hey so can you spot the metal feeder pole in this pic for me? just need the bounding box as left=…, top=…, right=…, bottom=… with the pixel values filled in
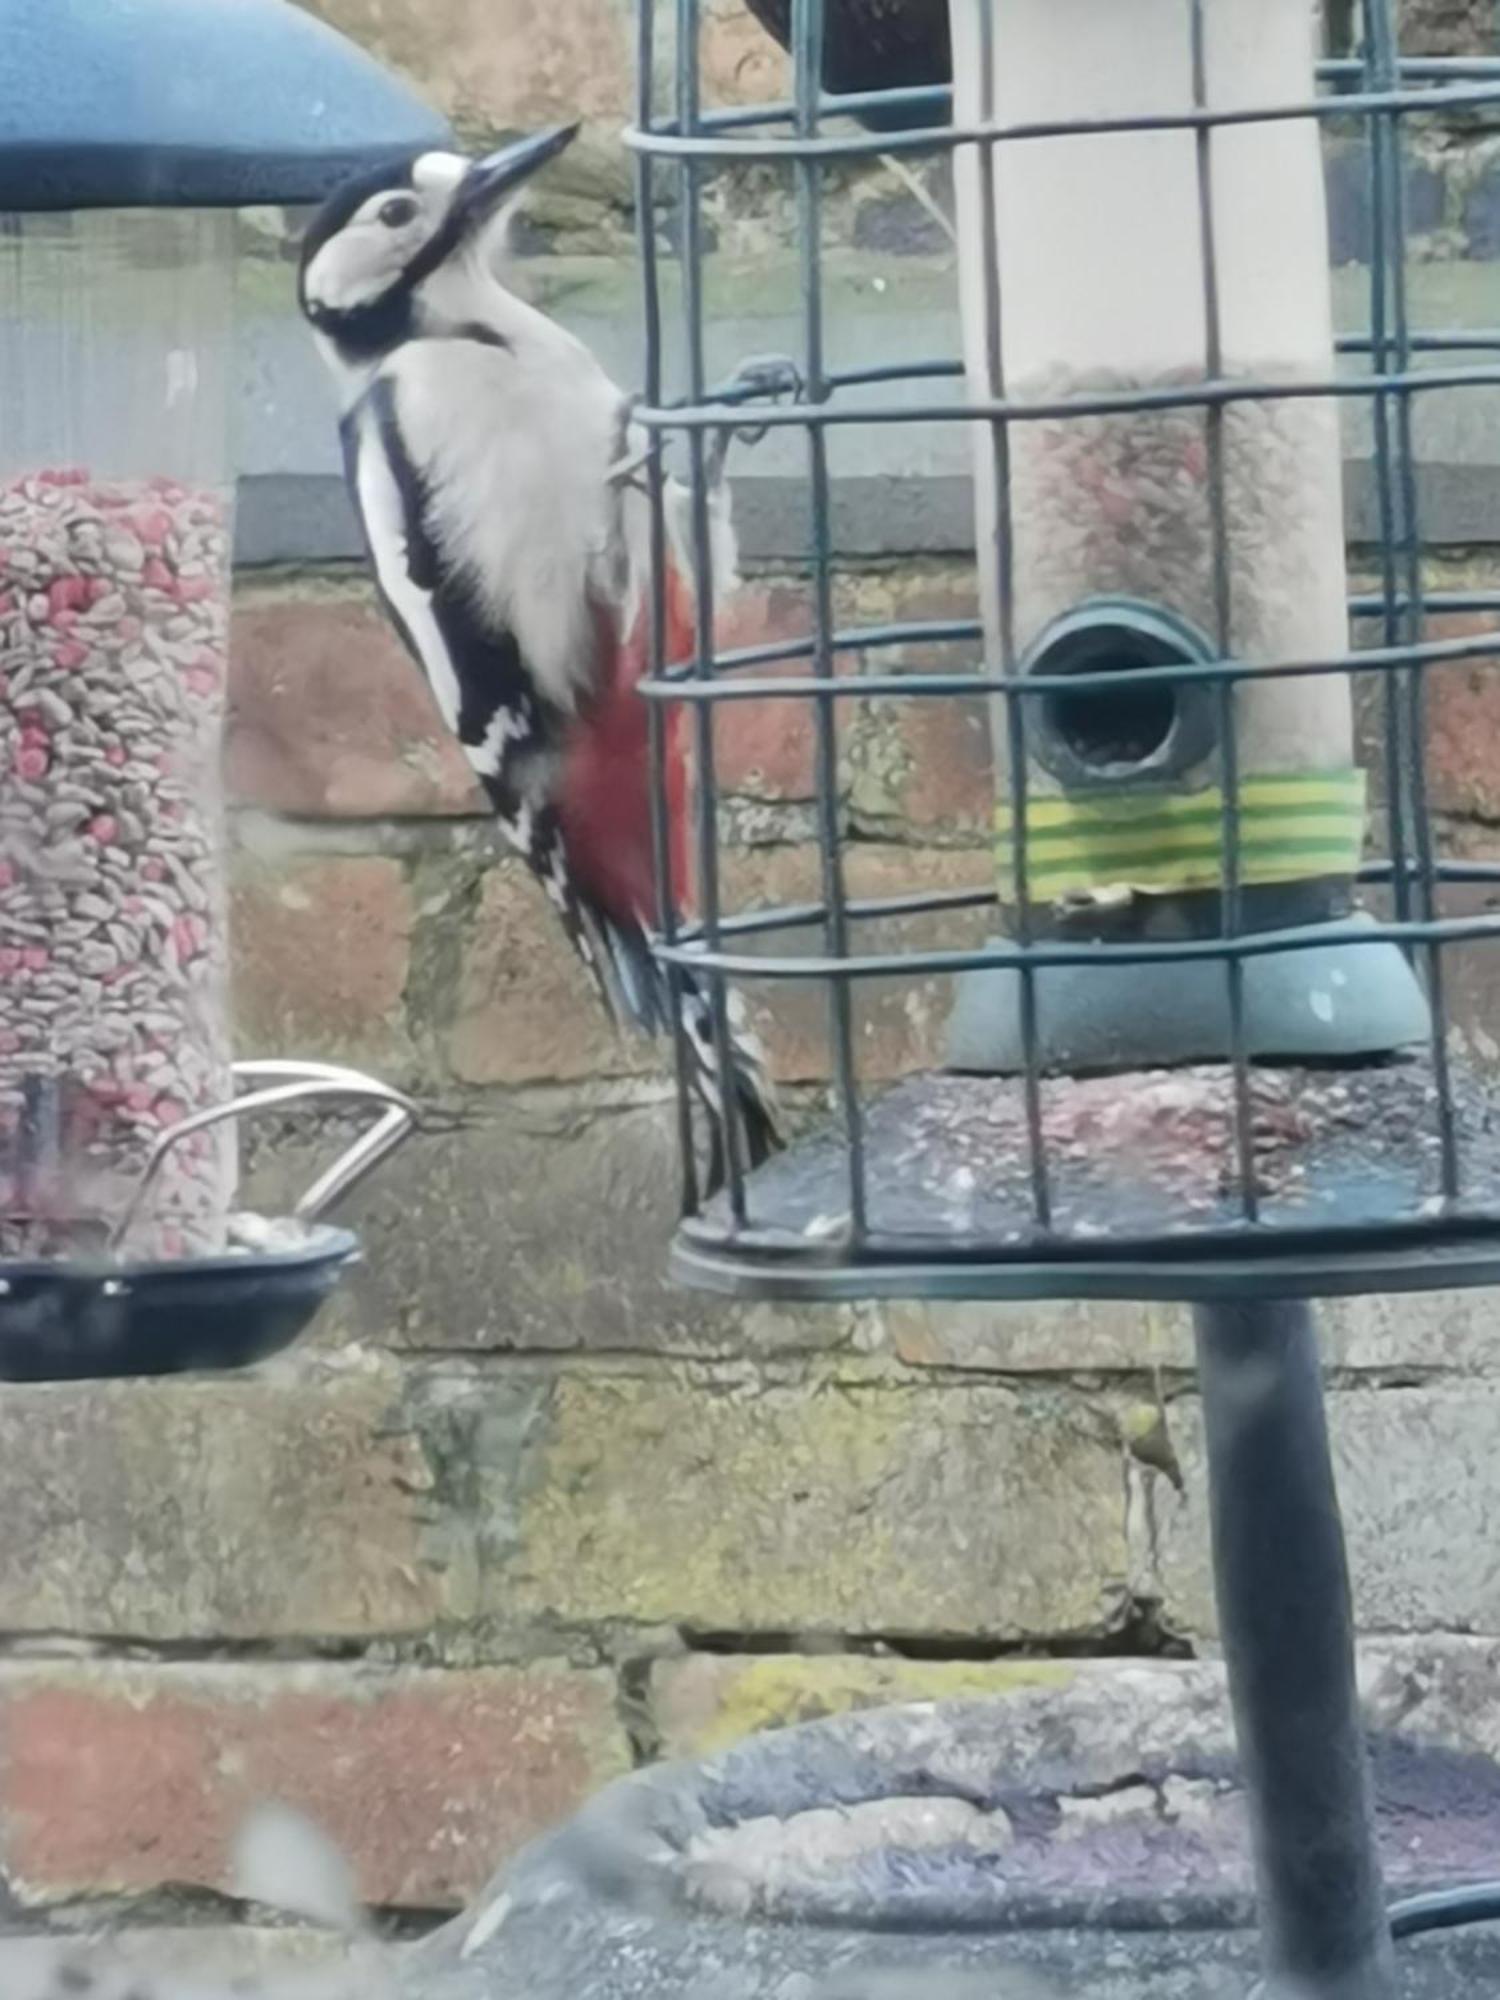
left=1196, top=1296, right=1396, bottom=2000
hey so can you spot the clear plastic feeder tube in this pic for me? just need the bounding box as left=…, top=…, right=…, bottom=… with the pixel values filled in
left=0, top=209, right=236, bottom=1260
left=950, top=0, right=1356, bottom=903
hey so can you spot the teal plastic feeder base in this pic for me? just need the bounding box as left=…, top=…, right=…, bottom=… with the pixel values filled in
left=944, top=913, right=1432, bottom=1076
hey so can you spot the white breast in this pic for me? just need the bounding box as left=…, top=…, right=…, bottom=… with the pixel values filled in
left=386, top=266, right=629, bottom=711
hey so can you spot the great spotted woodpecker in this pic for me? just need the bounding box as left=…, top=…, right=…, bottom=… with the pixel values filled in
left=297, top=128, right=779, bottom=1191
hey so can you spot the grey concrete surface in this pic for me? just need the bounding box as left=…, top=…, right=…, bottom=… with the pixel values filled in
left=230, top=256, right=1500, bottom=566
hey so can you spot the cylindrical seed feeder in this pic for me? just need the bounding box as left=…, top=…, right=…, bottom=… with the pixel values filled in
left=0, top=219, right=238, bottom=1261
left=945, top=0, right=1429, bottom=1075
left=0, top=0, right=445, bottom=1372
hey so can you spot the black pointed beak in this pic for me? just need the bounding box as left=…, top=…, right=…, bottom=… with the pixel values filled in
left=452, top=123, right=580, bottom=233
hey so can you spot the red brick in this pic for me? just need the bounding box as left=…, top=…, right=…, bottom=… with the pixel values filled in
left=721, top=843, right=994, bottom=1083
left=1416, top=870, right=1500, bottom=1070
left=853, top=568, right=991, bottom=834
left=229, top=591, right=484, bottom=819
left=907, top=694, right=994, bottom=832
left=1420, top=614, right=1500, bottom=821
left=231, top=855, right=414, bottom=1062
left=443, top=844, right=992, bottom=1089
left=228, top=579, right=836, bottom=820
left=850, top=693, right=994, bottom=835
left=445, top=861, right=655, bottom=1084
left=0, top=1661, right=629, bottom=1910
left=711, top=579, right=826, bottom=803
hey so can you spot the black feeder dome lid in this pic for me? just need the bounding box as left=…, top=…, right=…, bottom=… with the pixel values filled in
left=0, top=0, right=452, bottom=211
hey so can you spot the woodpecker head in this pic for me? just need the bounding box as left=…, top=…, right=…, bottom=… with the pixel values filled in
left=298, top=124, right=579, bottom=358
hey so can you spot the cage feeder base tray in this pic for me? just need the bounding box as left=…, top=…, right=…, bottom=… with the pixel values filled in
left=404, top=1672, right=1500, bottom=1998
left=676, top=1055, right=1500, bottom=1304
left=0, top=1219, right=360, bottom=1382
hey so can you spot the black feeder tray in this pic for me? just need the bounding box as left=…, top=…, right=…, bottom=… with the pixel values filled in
left=674, top=1047, right=1500, bottom=1305
left=0, top=1060, right=417, bottom=1383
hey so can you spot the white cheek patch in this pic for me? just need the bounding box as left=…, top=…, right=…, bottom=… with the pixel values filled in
left=305, top=227, right=404, bottom=312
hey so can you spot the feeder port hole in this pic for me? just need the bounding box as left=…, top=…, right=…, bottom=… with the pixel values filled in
left=1025, top=598, right=1218, bottom=788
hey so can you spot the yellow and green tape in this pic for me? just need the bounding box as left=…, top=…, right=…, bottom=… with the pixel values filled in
left=995, top=768, right=1368, bottom=901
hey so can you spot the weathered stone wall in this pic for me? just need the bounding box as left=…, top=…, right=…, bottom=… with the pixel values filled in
left=285, top=0, right=1500, bottom=264
left=1401, top=0, right=1497, bottom=53
left=4, top=0, right=1500, bottom=1940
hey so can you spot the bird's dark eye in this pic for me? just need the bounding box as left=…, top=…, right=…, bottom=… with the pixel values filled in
left=378, top=195, right=420, bottom=229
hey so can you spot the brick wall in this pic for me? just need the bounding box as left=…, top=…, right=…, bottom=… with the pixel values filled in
left=4, top=0, right=1500, bottom=1938
left=5, top=544, right=1497, bottom=1925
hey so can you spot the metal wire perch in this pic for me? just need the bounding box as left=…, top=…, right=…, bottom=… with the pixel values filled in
left=0, top=1060, right=421, bottom=1382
